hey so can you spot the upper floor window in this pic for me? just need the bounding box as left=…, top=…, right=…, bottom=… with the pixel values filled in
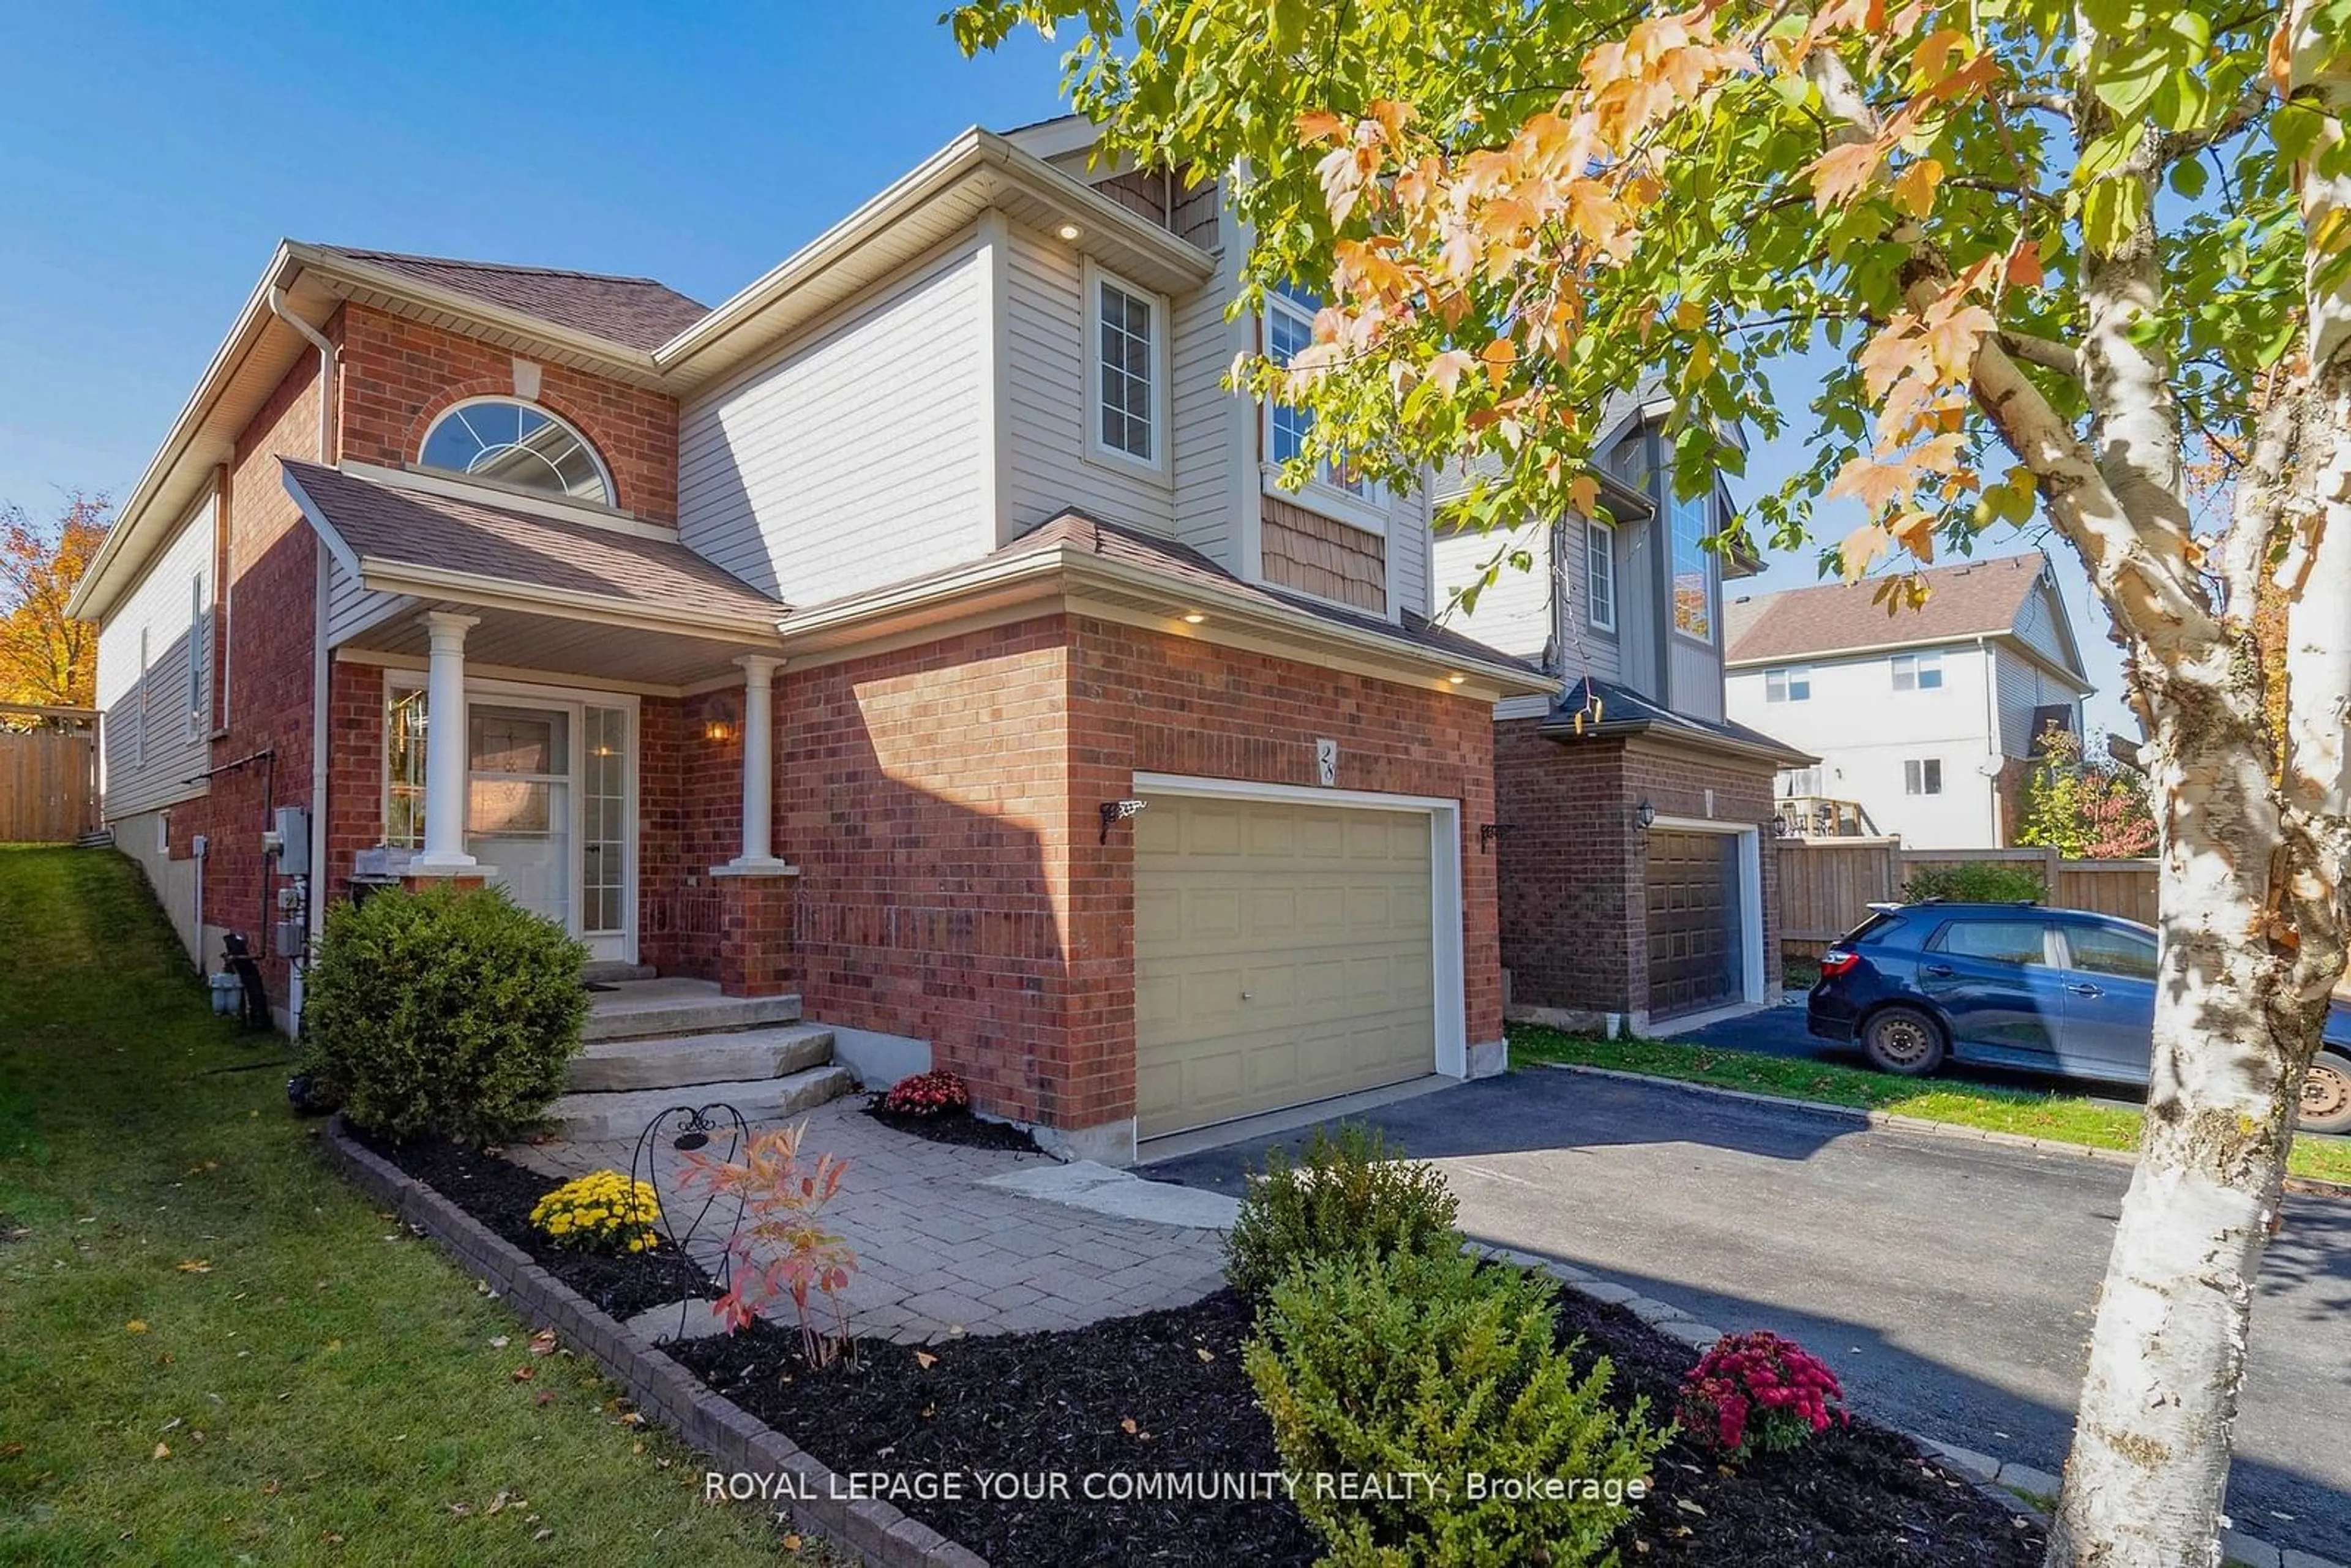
left=1266, top=283, right=1373, bottom=503
left=1584, top=519, right=1616, bottom=632
left=1891, top=650, right=1944, bottom=691
left=1668, top=486, right=1713, bottom=641
left=1765, top=666, right=1812, bottom=703
left=1086, top=262, right=1163, bottom=470
left=419, top=398, right=613, bottom=506
left=1905, top=757, right=1944, bottom=795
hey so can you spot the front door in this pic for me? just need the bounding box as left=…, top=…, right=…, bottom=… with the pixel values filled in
left=457, top=697, right=634, bottom=961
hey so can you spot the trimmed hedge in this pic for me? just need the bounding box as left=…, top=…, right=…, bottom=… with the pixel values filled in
left=1226, top=1122, right=1459, bottom=1305
left=300, top=882, right=588, bottom=1144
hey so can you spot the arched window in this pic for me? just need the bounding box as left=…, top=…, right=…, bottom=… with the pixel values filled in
left=418, top=398, right=614, bottom=505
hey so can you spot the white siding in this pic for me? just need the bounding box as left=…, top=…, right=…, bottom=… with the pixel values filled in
left=95, top=496, right=213, bottom=820
left=1725, top=643, right=2001, bottom=848
left=326, top=561, right=411, bottom=645
left=1002, top=222, right=1177, bottom=536
left=1387, top=482, right=1431, bottom=620
left=1170, top=253, right=1239, bottom=565
left=677, top=234, right=986, bottom=606
left=1994, top=643, right=2085, bottom=754
left=1430, top=517, right=1554, bottom=662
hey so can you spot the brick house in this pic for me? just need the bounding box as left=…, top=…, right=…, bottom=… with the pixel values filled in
left=1431, top=392, right=1814, bottom=1034
left=69, top=118, right=1549, bottom=1163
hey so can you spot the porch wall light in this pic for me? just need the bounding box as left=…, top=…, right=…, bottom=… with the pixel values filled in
left=1635, top=798, right=1657, bottom=831
left=1478, top=823, right=1515, bottom=853
left=703, top=719, right=737, bottom=744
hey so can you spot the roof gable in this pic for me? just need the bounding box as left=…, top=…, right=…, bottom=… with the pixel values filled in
left=1724, top=552, right=2063, bottom=667
left=309, top=247, right=708, bottom=353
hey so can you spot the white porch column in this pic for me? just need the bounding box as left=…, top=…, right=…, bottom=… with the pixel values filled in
left=410, top=611, right=479, bottom=873
left=723, top=654, right=791, bottom=872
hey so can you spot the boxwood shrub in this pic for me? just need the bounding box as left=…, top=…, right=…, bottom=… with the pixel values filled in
left=1225, top=1122, right=1459, bottom=1304
left=301, top=882, right=589, bottom=1144
left=1246, top=1245, right=1664, bottom=1566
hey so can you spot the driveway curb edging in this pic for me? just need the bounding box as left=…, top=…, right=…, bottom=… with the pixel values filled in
left=1529, top=1060, right=2351, bottom=1199
left=318, top=1116, right=989, bottom=1568
left=1472, top=1173, right=2345, bottom=1567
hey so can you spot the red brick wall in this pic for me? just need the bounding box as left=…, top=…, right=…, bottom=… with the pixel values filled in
left=1491, top=719, right=1779, bottom=1019
left=770, top=612, right=1501, bottom=1133
left=779, top=620, right=1074, bottom=1122
left=638, top=691, right=740, bottom=980
left=324, top=661, right=386, bottom=895
left=198, top=348, right=332, bottom=1007
left=334, top=304, right=680, bottom=525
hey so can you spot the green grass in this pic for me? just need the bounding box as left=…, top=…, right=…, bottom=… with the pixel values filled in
left=0, top=846, right=837, bottom=1565
left=1509, top=1022, right=2351, bottom=1186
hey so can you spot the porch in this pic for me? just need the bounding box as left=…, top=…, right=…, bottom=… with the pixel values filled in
left=287, top=459, right=797, bottom=996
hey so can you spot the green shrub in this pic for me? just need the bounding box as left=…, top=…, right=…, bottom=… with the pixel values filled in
left=300, top=883, right=588, bottom=1144
left=1900, top=859, right=2046, bottom=904
left=1226, top=1123, right=1458, bottom=1304
left=1245, top=1247, right=1665, bottom=1567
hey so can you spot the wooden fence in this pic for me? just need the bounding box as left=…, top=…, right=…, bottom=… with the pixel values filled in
left=1775, top=838, right=2158, bottom=958
left=0, top=719, right=97, bottom=842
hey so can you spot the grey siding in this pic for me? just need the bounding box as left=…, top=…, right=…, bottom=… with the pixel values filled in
left=1995, top=643, right=2083, bottom=756
left=95, top=496, right=214, bottom=820
left=326, top=562, right=411, bottom=646
left=677, top=233, right=986, bottom=605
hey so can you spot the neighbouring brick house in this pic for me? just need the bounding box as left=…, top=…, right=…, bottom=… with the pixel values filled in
left=70, top=117, right=1548, bottom=1163
left=1431, top=393, right=1813, bottom=1033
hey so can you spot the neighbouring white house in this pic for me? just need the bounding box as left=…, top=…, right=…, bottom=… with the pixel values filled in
left=1722, top=552, right=2096, bottom=849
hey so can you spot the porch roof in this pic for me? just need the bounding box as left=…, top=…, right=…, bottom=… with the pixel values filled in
left=281, top=459, right=786, bottom=637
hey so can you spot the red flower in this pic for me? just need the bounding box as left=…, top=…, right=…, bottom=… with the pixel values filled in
left=1677, top=1331, right=1847, bottom=1460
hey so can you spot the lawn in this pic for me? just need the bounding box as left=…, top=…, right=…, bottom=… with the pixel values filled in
left=0, top=845, right=822, bottom=1565
left=1508, top=1022, right=2351, bottom=1186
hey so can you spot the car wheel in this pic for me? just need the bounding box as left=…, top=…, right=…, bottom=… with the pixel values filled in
left=2298, top=1052, right=2351, bottom=1137
left=1862, top=1006, right=1946, bottom=1076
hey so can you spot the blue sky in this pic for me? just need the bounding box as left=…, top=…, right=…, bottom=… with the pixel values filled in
left=0, top=1, right=2131, bottom=734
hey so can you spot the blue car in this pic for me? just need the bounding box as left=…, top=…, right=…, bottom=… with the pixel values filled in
left=1807, top=901, right=2351, bottom=1136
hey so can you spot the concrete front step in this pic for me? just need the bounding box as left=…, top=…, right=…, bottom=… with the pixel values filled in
left=548, top=1064, right=856, bottom=1142
left=566, top=1024, right=836, bottom=1093
left=581, top=959, right=659, bottom=986
left=582, top=983, right=803, bottom=1043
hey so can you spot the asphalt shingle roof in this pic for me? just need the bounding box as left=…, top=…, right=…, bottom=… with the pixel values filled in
left=313, top=246, right=710, bottom=353
left=984, top=510, right=1545, bottom=675
left=1723, top=552, right=2049, bottom=665
left=280, top=460, right=783, bottom=624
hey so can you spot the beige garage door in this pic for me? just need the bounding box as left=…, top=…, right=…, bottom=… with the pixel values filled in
left=1134, top=793, right=1436, bottom=1139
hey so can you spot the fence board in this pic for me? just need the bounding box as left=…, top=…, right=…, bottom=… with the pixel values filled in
left=0, top=728, right=97, bottom=842
left=1772, top=838, right=2162, bottom=964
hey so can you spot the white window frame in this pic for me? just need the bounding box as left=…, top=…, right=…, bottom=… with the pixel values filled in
left=186, top=572, right=206, bottom=738
left=1259, top=284, right=1390, bottom=535
left=417, top=395, right=619, bottom=511
left=1082, top=259, right=1169, bottom=478
left=1905, top=757, right=1944, bottom=795
left=1584, top=519, right=1617, bottom=632
left=1765, top=665, right=1812, bottom=703
left=1892, top=650, right=1944, bottom=691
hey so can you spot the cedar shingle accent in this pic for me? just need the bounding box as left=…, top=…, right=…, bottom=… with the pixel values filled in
left=1261, top=495, right=1387, bottom=612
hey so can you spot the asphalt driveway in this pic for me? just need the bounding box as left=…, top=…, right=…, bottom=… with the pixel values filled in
left=1143, top=1067, right=2351, bottom=1562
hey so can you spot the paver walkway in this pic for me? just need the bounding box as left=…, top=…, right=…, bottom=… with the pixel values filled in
left=520, top=1098, right=1228, bottom=1344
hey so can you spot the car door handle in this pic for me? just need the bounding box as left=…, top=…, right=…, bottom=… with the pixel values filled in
left=1923, top=964, right=1954, bottom=978
left=2065, top=983, right=2102, bottom=997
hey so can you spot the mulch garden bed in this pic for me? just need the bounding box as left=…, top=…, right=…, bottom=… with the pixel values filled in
left=861, top=1100, right=1044, bottom=1155
left=672, top=1276, right=2045, bottom=1568
left=353, top=1127, right=714, bottom=1320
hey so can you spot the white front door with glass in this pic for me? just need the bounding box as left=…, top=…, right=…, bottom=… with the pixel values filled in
left=384, top=680, right=636, bottom=961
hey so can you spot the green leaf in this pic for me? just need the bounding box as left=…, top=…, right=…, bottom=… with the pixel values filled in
left=2082, top=176, right=2151, bottom=255
left=2168, top=156, right=2209, bottom=198
left=2092, top=42, right=2171, bottom=119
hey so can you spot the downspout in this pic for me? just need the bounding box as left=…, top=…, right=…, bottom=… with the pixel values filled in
left=266, top=285, right=337, bottom=1029
left=1979, top=632, right=2004, bottom=846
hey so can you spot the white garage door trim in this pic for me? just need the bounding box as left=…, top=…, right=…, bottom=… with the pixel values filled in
left=1649, top=815, right=1766, bottom=1008
left=1133, top=771, right=1469, bottom=1082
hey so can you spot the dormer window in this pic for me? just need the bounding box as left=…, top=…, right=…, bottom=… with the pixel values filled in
left=418, top=398, right=614, bottom=506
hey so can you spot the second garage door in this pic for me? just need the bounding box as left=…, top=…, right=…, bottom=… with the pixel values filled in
left=1646, top=828, right=1742, bottom=1019
left=1134, top=794, right=1436, bottom=1139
